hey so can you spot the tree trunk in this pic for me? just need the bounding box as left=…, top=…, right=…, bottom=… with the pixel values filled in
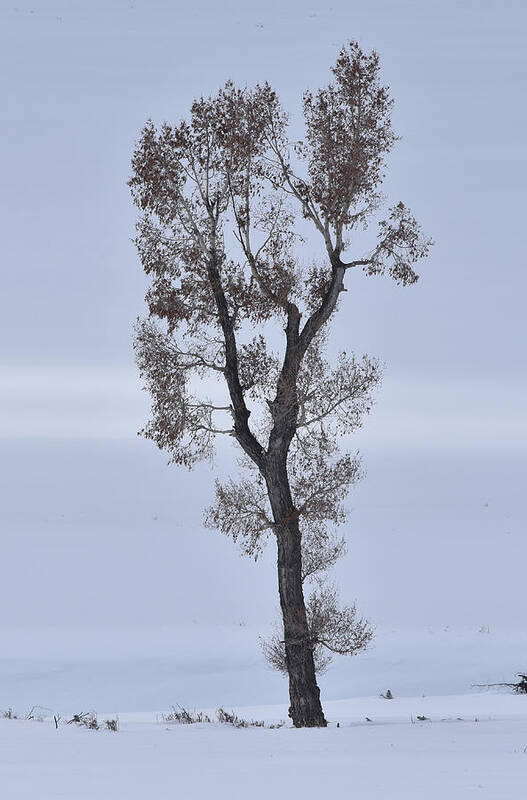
left=264, top=317, right=326, bottom=728
left=276, top=522, right=327, bottom=727
left=267, top=460, right=327, bottom=728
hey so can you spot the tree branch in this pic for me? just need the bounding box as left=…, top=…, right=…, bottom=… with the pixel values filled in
left=206, top=252, right=266, bottom=469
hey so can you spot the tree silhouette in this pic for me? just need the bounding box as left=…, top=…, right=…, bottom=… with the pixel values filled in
left=130, top=42, right=431, bottom=727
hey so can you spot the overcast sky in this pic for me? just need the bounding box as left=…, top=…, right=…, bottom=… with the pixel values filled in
left=2, top=0, right=526, bottom=434
left=1, top=0, right=525, bottom=634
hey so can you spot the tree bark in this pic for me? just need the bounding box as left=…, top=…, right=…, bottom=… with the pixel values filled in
left=260, top=302, right=327, bottom=727
left=277, top=523, right=327, bottom=727
left=266, top=467, right=327, bottom=728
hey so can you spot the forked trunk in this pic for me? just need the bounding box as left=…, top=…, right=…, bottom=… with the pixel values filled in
left=276, top=523, right=327, bottom=727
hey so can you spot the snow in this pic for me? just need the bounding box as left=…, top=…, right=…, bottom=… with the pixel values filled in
left=2, top=693, right=527, bottom=799
left=2, top=627, right=527, bottom=798
left=3, top=624, right=527, bottom=712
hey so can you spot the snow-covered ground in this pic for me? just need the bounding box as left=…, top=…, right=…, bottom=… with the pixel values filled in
left=2, top=624, right=527, bottom=711
left=2, top=692, right=527, bottom=799
left=2, top=623, right=527, bottom=798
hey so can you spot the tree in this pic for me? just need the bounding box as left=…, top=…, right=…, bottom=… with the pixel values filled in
left=129, top=42, right=431, bottom=728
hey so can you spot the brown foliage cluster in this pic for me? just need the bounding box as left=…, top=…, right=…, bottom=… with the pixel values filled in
left=131, top=42, right=430, bottom=468
left=301, top=43, right=396, bottom=230
left=204, top=470, right=273, bottom=558
left=135, top=320, right=229, bottom=467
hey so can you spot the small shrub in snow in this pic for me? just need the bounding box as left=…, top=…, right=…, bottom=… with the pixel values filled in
left=2, top=706, right=50, bottom=722
left=163, top=706, right=212, bottom=724
left=216, top=708, right=265, bottom=728
left=162, top=706, right=281, bottom=729
left=3, top=703, right=284, bottom=732
left=67, top=712, right=99, bottom=730
left=25, top=706, right=49, bottom=722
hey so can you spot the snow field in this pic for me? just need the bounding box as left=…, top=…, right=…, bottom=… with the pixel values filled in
left=2, top=693, right=527, bottom=799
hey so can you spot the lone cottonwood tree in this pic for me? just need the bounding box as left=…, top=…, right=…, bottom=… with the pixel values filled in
left=130, top=43, right=431, bottom=727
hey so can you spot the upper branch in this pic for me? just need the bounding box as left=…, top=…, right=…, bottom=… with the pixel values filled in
left=206, top=252, right=266, bottom=469
left=298, top=263, right=345, bottom=358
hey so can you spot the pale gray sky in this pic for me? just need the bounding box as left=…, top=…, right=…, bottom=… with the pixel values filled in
left=2, top=0, right=526, bottom=377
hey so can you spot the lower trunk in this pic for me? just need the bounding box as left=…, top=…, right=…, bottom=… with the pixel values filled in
left=265, top=395, right=326, bottom=728
left=277, top=523, right=327, bottom=728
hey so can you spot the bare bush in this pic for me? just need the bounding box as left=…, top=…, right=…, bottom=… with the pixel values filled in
left=216, top=708, right=265, bottom=728
left=67, top=712, right=99, bottom=730
left=163, top=706, right=212, bottom=724
left=161, top=705, right=284, bottom=729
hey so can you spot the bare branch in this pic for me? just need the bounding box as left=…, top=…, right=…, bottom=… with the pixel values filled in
left=205, top=473, right=275, bottom=558
left=261, top=582, right=373, bottom=675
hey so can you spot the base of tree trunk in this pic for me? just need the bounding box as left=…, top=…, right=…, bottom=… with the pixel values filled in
left=288, top=699, right=327, bottom=728
left=287, top=647, right=327, bottom=727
